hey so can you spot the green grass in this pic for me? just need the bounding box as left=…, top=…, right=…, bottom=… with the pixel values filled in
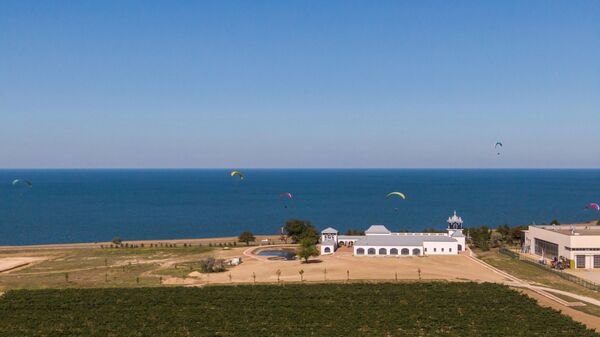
left=0, top=246, right=214, bottom=290
left=0, top=282, right=597, bottom=337
left=476, top=248, right=600, bottom=300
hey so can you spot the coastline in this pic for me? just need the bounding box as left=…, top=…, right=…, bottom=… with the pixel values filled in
left=0, top=235, right=282, bottom=251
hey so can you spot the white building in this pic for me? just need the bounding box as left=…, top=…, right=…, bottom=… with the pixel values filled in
left=524, top=224, right=600, bottom=269
left=320, top=211, right=466, bottom=256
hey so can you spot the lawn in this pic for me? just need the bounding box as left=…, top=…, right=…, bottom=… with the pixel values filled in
left=476, top=248, right=600, bottom=301
left=0, top=246, right=214, bottom=290
left=0, top=282, right=597, bottom=337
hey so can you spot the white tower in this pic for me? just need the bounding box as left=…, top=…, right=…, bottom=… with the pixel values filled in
left=447, top=211, right=466, bottom=251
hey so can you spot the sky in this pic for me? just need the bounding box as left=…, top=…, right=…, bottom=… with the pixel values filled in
left=0, top=1, right=599, bottom=169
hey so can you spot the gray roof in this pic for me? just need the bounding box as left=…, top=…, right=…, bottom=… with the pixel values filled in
left=321, top=239, right=336, bottom=245
left=354, top=235, right=457, bottom=247
left=337, top=235, right=364, bottom=240
left=451, top=231, right=465, bottom=238
left=321, top=227, right=339, bottom=234
left=365, top=225, right=391, bottom=235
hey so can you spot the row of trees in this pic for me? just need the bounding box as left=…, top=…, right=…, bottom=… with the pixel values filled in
left=466, top=224, right=526, bottom=250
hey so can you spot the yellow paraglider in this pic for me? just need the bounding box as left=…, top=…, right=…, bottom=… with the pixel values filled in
left=230, top=171, right=244, bottom=180
left=386, top=192, right=406, bottom=199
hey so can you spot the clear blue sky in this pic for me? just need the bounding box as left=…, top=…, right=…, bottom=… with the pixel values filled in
left=1, top=1, right=599, bottom=168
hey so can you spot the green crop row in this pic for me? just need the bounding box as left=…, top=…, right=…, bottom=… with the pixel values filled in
left=0, top=282, right=596, bottom=337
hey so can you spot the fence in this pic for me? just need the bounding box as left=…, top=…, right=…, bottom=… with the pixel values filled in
left=499, top=247, right=600, bottom=291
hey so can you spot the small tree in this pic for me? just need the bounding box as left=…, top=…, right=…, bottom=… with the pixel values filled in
left=276, top=269, right=281, bottom=282
left=299, top=269, right=304, bottom=281
left=296, top=238, right=319, bottom=263
left=550, top=219, right=561, bottom=226
left=238, top=231, right=256, bottom=246
left=284, top=219, right=318, bottom=244
left=596, top=220, right=600, bottom=226
left=198, top=257, right=226, bottom=273
left=112, top=237, right=122, bottom=245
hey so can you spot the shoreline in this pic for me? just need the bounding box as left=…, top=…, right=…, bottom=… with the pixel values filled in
left=0, top=235, right=282, bottom=251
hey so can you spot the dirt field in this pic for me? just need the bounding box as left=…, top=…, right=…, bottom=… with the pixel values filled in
left=172, top=246, right=510, bottom=284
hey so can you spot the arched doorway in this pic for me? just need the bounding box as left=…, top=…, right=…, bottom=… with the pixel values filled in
left=378, top=248, right=387, bottom=255
left=458, top=244, right=462, bottom=251
left=368, top=248, right=376, bottom=255
left=401, top=248, right=409, bottom=255
left=324, top=247, right=331, bottom=253
left=356, top=248, right=365, bottom=255
left=390, top=248, right=398, bottom=255
left=412, top=248, right=421, bottom=256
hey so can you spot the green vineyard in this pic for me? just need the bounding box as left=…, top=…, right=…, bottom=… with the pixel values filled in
left=0, top=282, right=596, bottom=337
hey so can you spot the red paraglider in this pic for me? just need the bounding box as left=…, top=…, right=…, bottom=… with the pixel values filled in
left=585, top=203, right=600, bottom=211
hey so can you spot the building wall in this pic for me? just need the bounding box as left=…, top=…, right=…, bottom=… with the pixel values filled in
left=423, top=241, right=458, bottom=255
left=525, top=226, right=572, bottom=259
left=525, top=226, right=600, bottom=269
left=353, top=245, right=423, bottom=256
left=320, top=244, right=335, bottom=255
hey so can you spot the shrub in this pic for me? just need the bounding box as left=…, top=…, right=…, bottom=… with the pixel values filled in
left=112, top=237, right=122, bottom=245
left=198, top=257, right=226, bottom=273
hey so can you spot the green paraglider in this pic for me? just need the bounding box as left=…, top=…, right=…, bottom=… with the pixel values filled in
left=385, top=192, right=406, bottom=199
left=230, top=171, right=244, bottom=180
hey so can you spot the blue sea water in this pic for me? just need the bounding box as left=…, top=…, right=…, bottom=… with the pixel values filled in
left=0, top=169, right=599, bottom=246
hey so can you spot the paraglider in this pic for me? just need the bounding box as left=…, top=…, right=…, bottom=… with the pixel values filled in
left=495, top=142, right=503, bottom=155
left=230, top=171, right=244, bottom=180
left=12, top=179, right=32, bottom=188
left=385, top=192, right=406, bottom=200
left=279, top=192, right=293, bottom=208
left=279, top=192, right=293, bottom=200
left=11, top=179, right=32, bottom=196
left=585, top=203, right=600, bottom=211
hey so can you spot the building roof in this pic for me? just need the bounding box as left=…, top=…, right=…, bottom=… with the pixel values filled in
left=535, top=224, right=600, bottom=236
left=365, top=225, right=392, bottom=235
left=354, top=235, right=456, bottom=247
left=321, top=227, right=339, bottom=234
left=338, top=235, right=364, bottom=240
left=451, top=230, right=465, bottom=238
left=447, top=210, right=463, bottom=224
left=321, top=239, right=336, bottom=245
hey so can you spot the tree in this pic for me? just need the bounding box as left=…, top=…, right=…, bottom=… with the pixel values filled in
left=490, top=232, right=503, bottom=248
left=284, top=219, right=318, bottom=244
left=198, top=257, right=226, bottom=273
left=238, top=231, right=256, bottom=246
left=112, top=237, right=122, bottom=245
left=596, top=220, right=600, bottom=226
left=496, top=224, right=511, bottom=241
left=550, top=219, right=561, bottom=226
left=296, top=238, right=319, bottom=263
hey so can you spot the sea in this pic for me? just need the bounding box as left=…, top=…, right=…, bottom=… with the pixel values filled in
left=0, top=169, right=599, bottom=246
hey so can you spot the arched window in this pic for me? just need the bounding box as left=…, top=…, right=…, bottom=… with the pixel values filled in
left=356, top=248, right=365, bottom=255
left=338, top=241, right=345, bottom=246
left=368, top=248, right=376, bottom=255
left=401, top=248, right=409, bottom=255
left=324, top=247, right=331, bottom=253
left=378, top=248, right=387, bottom=255
left=412, top=248, right=421, bottom=256
left=390, top=248, right=398, bottom=255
